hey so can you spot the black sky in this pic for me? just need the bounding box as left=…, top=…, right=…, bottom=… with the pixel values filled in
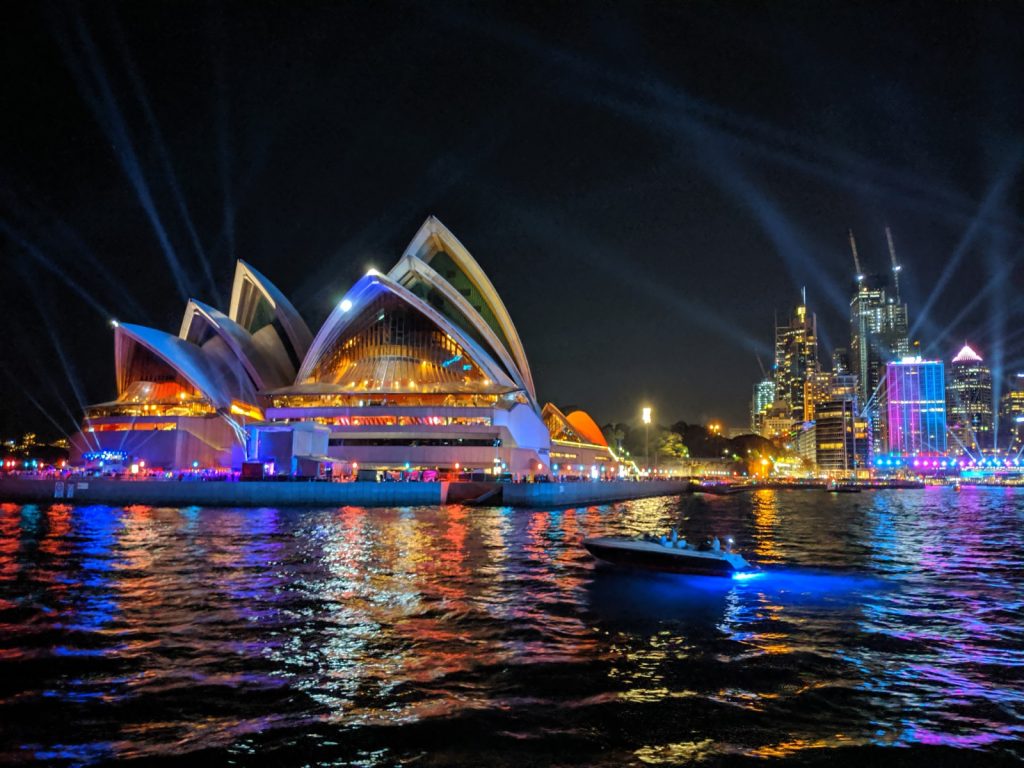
left=2, top=1, right=1022, bottom=439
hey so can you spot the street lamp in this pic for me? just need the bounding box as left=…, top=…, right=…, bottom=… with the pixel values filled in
left=642, top=407, right=652, bottom=473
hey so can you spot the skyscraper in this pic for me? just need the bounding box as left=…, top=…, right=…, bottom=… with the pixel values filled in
left=886, top=358, right=947, bottom=455
left=1001, top=373, right=1024, bottom=456
left=947, top=343, right=993, bottom=454
left=774, top=298, right=819, bottom=423
left=814, top=372, right=867, bottom=474
left=815, top=398, right=869, bottom=474
left=803, top=370, right=834, bottom=422
left=1001, top=373, right=1024, bottom=420
left=850, top=280, right=909, bottom=403
left=750, top=378, right=775, bottom=433
left=847, top=230, right=909, bottom=454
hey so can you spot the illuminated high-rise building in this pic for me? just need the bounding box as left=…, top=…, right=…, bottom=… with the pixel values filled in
left=850, top=280, right=908, bottom=402
left=815, top=397, right=868, bottom=474
left=750, top=378, right=775, bottom=433
left=1002, top=374, right=1024, bottom=419
left=847, top=230, right=910, bottom=455
left=810, top=372, right=867, bottom=474
left=803, top=370, right=834, bottom=422
left=947, top=344, right=993, bottom=453
left=774, top=297, right=819, bottom=422
left=1001, top=373, right=1024, bottom=455
left=830, top=372, right=859, bottom=400
left=885, top=358, right=947, bottom=455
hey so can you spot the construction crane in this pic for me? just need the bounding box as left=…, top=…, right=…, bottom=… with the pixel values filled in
left=755, top=353, right=768, bottom=379
left=848, top=229, right=865, bottom=283
left=885, top=225, right=902, bottom=302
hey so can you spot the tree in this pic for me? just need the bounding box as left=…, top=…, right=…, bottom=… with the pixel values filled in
left=657, top=430, right=689, bottom=459
left=731, top=434, right=777, bottom=458
left=602, top=423, right=627, bottom=454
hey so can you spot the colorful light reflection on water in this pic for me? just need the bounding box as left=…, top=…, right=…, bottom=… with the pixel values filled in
left=0, top=489, right=1022, bottom=765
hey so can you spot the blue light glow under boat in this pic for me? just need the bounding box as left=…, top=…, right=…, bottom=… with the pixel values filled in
left=732, top=571, right=765, bottom=581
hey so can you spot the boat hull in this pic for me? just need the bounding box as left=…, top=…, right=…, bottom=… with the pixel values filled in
left=584, top=537, right=746, bottom=576
left=691, top=483, right=745, bottom=496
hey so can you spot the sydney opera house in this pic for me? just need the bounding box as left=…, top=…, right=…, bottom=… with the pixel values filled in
left=72, top=217, right=620, bottom=478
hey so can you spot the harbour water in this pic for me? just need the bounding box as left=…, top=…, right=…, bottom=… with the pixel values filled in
left=1, top=488, right=1022, bottom=765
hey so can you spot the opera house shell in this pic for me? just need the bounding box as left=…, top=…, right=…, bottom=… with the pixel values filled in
left=72, top=217, right=618, bottom=478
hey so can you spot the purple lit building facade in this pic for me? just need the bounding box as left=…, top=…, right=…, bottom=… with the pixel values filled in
left=885, top=358, right=947, bottom=455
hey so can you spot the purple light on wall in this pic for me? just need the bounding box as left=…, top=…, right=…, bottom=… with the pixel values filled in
left=886, top=359, right=947, bottom=455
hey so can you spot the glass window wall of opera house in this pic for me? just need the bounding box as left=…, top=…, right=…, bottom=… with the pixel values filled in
left=71, top=217, right=620, bottom=479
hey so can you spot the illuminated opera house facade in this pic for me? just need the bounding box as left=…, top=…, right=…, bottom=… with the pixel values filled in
left=72, top=217, right=620, bottom=478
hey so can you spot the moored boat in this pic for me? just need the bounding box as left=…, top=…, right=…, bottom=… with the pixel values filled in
left=826, top=482, right=861, bottom=493
left=583, top=536, right=752, bottom=576
left=691, top=481, right=746, bottom=496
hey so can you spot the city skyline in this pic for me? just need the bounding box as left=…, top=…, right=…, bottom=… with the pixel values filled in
left=750, top=269, right=1021, bottom=461
left=2, top=3, right=1023, bottom=439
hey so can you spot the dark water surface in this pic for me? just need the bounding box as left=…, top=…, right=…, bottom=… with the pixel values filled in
left=1, top=488, right=1023, bottom=766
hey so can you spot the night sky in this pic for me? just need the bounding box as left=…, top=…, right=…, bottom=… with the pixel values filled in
left=2, top=2, right=1022, bottom=440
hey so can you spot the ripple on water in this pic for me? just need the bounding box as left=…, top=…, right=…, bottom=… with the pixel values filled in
left=0, top=490, right=1023, bottom=765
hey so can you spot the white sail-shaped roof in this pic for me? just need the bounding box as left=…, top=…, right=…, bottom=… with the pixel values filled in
left=114, top=323, right=245, bottom=410
left=292, top=270, right=517, bottom=394
left=387, top=253, right=536, bottom=401
left=228, top=260, right=313, bottom=372
left=401, top=216, right=535, bottom=397
left=179, top=299, right=295, bottom=391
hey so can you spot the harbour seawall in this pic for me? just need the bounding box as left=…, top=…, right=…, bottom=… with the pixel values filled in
left=0, top=477, right=691, bottom=509
left=0, top=477, right=445, bottom=508
left=503, top=479, right=690, bottom=507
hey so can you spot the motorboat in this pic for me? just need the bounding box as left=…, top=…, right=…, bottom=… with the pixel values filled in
left=583, top=535, right=752, bottom=577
